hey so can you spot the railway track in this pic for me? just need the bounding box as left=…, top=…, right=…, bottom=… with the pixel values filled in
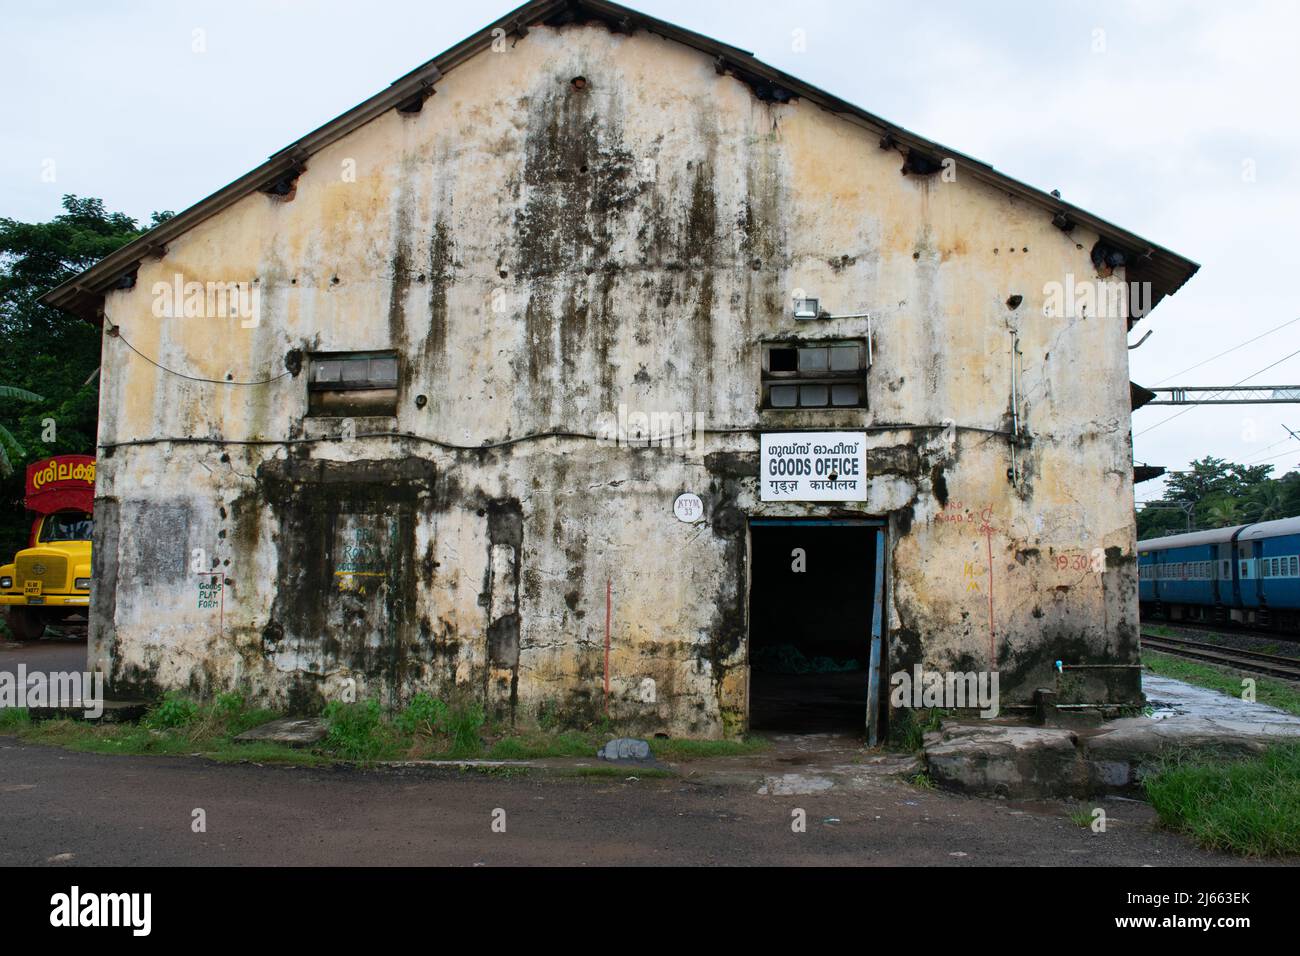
left=1141, top=632, right=1300, bottom=681
left=1139, top=615, right=1300, bottom=643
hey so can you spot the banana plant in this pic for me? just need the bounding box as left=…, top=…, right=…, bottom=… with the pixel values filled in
left=0, top=384, right=45, bottom=478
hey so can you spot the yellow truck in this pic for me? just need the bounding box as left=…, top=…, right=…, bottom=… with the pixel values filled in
left=0, top=455, right=94, bottom=641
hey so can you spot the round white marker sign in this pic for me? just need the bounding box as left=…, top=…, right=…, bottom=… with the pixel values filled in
left=673, top=493, right=704, bottom=523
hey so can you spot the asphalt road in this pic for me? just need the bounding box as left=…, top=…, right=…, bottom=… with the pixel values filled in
left=0, top=737, right=1266, bottom=866
left=0, top=634, right=88, bottom=680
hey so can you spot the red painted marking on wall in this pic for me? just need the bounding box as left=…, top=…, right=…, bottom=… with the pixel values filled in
left=604, top=578, right=612, bottom=716
left=985, top=527, right=996, bottom=666
left=977, top=506, right=998, bottom=667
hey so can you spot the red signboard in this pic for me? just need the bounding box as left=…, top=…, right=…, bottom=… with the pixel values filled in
left=24, top=455, right=95, bottom=517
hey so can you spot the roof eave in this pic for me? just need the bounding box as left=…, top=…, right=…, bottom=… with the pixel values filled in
left=41, top=0, right=1200, bottom=323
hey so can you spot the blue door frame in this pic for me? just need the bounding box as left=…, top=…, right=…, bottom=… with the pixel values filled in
left=748, top=518, right=888, bottom=744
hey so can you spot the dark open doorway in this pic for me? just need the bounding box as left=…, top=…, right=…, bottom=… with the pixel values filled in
left=748, top=520, right=878, bottom=734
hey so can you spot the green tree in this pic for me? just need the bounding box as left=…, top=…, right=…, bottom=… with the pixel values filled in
left=0, top=384, right=45, bottom=477
left=1199, top=495, right=1244, bottom=529
left=0, top=195, right=171, bottom=557
left=1163, top=457, right=1234, bottom=504
left=1136, top=503, right=1191, bottom=540
left=1137, top=456, right=1300, bottom=538
left=1245, top=480, right=1288, bottom=523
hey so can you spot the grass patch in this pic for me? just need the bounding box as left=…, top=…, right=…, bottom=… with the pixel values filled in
left=1068, top=804, right=1097, bottom=828
left=487, top=731, right=597, bottom=760
left=1144, top=743, right=1300, bottom=857
left=202, top=741, right=327, bottom=766
left=0, top=707, right=32, bottom=730
left=1143, top=651, right=1300, bottom=716
left=3, top=693, right=306, bottom=764
left=888, top=708, right=947, bottom=753
left=562, top=765, right=673, bottom=780
left=324, top=700, right=400, bottom=761
left=907, top=770, right=936, bottom=790
left=6, top=686, right=768, bottom=773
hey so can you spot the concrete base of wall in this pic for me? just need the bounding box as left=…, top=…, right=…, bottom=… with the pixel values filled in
left=924, top=675, right=1300, bottom=799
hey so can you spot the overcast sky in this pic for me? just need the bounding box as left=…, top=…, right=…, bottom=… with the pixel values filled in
left=4, top=0, right=1297, bottom=501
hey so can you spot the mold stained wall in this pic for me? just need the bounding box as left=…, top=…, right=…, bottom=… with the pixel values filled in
left=89, top=23, right=1138, bottom=735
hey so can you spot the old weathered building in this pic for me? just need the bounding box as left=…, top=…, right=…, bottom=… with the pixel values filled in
left=47, top=0, right=1197, bottom=739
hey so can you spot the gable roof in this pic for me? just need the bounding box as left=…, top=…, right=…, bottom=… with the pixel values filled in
left=42, top=0, right=1199, bottom=323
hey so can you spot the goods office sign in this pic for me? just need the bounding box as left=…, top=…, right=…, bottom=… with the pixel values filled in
left=760, top=432, right=867, bottom=502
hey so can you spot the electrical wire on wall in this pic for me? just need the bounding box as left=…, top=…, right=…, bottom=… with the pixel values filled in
left=97, top=319, right=1022, bottom=454
left=104, top=318, right=291, bottom=386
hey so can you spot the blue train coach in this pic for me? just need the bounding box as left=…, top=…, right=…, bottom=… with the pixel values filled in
left=1138, top=515, right=1300, bottom=629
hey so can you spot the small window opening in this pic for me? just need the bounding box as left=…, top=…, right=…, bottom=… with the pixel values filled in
left=307, top=350, right=400, bottom=417
left=762, top=340, right=867, bottom=409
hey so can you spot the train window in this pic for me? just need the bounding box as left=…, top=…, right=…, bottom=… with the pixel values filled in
left=1274, top=558, right=1281, bottom=576
left=1292, top=556, right=1298, bottom=576
left=1263, top=561, right=1271, bottom=578
left=1223, top=560, right=1230, bottom=578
